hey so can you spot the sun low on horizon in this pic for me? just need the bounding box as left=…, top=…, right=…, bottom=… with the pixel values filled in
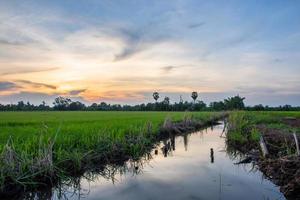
left=0, top=0, right=299, bottom=106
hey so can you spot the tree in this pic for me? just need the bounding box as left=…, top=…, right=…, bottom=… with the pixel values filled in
left=162, top=96, right=170, bottom=111
left=224, top=95, right=245, bottom=110
left=38, top=101, right=49, bottom=111
left=253, top=104, right=265, bottom=111
left=17, top=101, right=25, bottom=110
left=53, top=96, right=71, bottom=110
left=90, top=103, right=98, bottom=111
left=152, top=92, right=159, bottom=103
left=99, top=102, right=109, bottom=111
left=69, top=101, right=85, bottom=111
left=282, top=104, right=292, bottom=111
left=163, top=96, right=170, bottom=105
left=191, top=91, right=198, bottom=103
left=194, top=100, right=206, bottom=111
left=209, top=101, right=225, bottom=111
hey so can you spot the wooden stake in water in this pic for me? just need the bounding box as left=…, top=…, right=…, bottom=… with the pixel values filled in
left=293, top=132, right=300, bottom=156
left=259, top=136, right=269, bottom=157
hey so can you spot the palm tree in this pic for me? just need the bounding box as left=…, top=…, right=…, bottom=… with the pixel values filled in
left=191, top=91, right=198, bottom=103
left=153, top=92, right=159, bottom=103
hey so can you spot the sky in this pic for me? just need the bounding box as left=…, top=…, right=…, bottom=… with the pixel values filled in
left=0, top=0, right=299, bottom=106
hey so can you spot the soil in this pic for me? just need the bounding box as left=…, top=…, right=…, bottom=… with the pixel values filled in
left=255, top=120, right=300, bottom=199
left=282, top=117, right=300, bottom=128
left=258, top=156, right=300, bottom=199
left=257, top=125, right=299, bottom=157
left=227, top=117, right=300, bottom=199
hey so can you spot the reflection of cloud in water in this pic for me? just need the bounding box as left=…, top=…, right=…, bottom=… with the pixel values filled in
left=43, top=123, right=285, bottom=200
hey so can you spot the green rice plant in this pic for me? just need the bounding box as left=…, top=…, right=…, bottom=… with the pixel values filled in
left=250, top=127, right=260, bottom=142
left=227, top=111, right=252, bottom=143
left=0, top=111, right=224, bottom=191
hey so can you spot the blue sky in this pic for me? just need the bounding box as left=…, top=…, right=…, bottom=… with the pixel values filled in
left=0, top=0, right=299, bottom=106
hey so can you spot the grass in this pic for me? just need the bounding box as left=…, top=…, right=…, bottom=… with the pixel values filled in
left=0, top=111, right=223, bottom=193
left=226, top=111, right=300, bottom=152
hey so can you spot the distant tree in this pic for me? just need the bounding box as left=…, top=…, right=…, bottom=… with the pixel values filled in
left=38, top=101, right=50, bottom=111
left=17, top=101, right=25, bottom=110
left=209, top=101, right=225, bottom=111
left=69, top=101, right=85, bottom=111
left=191, top=92, right=198, bottom=103
left=53, top=96, right=71, bottom=110
left=179, top=95, right=183, bottom=104
left=282, top=104, right=292, bottom=111
left=163, top=96, right=170, bottom=105
left=224, top=95, right=245, bottom=110
left=2, top=94, right=300, bottom=112
left=99, top=102, right=109, bottom=111
left=153, top=92, right=160, bottom=103
left=194, top=100, right=206, bottom=111
left=90, top=103, right=98, bottom=111
left=253, top=104, right=265, bottom=111
left=162, top=96, right=170, bottom=111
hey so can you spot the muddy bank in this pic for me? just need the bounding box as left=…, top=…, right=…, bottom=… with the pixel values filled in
left=226, top=114, right=300, bottom=199
left=158, top=114, right=225, bottom=140
left=259, top=156, right=300, bottom=198
left=257, top=126, right=300, bottom=199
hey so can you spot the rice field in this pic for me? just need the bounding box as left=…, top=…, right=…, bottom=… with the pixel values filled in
left=0, top=111, right=219, bottom=151
left=0, top=111, right=222, bottom=193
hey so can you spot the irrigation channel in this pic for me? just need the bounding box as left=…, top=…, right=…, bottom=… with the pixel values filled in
left=16, top=122, right=286, bottom=200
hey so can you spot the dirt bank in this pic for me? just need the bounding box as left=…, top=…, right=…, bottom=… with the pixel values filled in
left=227, top=115, right=300, bottom=199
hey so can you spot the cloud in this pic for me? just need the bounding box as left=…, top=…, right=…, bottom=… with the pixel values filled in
left=1, top=67, right=60, bottom=76
left=16, top=80, right=57, bottom=90
left=0, top=31, right=37, bottom=46
left=273, top=58, right=284, bottom=63
left=188, top=22, right=205, bottom=29
left=235, top=81, right=300, bottom=95
left=161, top=66, right=176, bottom=73
left=201, top=34, right=251, bottom=58
left=0, top=91, right=88, bottom=105
left=236, top=86, right=277, bottom=94
left=90, top=90, right=146, bottom=104
left=160, top=65, right=195, bottom=74
left=68, top=89, right=86, bottom=95
left=0, top=39, right=25, bottom=46
left=113, top=26, right=170, bottom=61
left=0, top=81, right=18, bottom=91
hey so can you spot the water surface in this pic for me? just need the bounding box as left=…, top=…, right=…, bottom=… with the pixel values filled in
left=46, top=123, right=285, bottom=200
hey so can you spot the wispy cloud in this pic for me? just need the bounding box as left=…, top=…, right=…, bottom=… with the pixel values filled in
left=68, top=89, right=86, bottom=96
left=188, top=22, right=205, bottom=29
left=160, top=65, right=196, bottom=74
left=0, top=28, right=38, bottom=46
left=113, top=25, right=170, bottom=61
left=16, top=80, right=57, bottom=90
left=0, top=81, right=18, bottom=91
left=0, top=39, right=27, bottom=46
left=1, top=67, right=60, bottom=76
left=161, top=66, right=176, bottom=73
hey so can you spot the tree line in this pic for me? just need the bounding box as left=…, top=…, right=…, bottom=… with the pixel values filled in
left=0, top=92, right=299, bottom=111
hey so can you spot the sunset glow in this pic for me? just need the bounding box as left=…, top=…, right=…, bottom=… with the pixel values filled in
left=0, top=1, right=299, bottom=105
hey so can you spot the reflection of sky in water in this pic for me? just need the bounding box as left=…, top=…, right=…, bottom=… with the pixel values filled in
left=53, top=124, right=285, bottom=200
